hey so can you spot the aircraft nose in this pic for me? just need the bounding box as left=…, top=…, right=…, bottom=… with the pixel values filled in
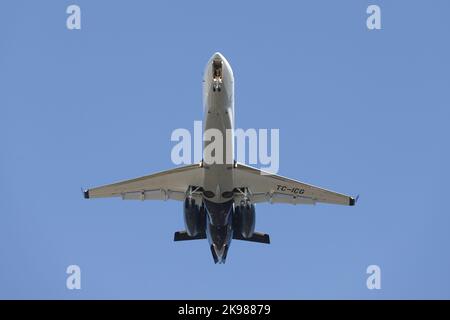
left=212, top=52, right=224, bottom=61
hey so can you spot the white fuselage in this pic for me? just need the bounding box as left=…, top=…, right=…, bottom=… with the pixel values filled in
left=202, top=53, right=235, bottom=204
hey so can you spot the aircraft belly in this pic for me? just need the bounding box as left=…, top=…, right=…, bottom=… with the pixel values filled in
left=203, top=164, right=233, bottom=203
left=203, top=85, right=234, bottom=204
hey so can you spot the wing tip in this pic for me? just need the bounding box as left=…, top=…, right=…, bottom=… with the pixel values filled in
left=349, top=194, right=359, bottom=206
left=83, top=189, right=90, bottom=199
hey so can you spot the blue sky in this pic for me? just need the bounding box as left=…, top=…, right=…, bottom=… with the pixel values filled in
left=1, top=0, right=449, bottom=299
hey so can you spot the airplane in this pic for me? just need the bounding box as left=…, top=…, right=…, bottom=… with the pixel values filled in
left=83, top=52, right=358, bottom=264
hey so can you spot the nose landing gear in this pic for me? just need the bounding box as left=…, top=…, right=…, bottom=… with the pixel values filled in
left=212, top=60, right=223, bottom=92
left=212, top=79, right=222, bottom=92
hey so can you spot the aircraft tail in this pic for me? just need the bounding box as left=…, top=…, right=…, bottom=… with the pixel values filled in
left=210, top=244, right=229, bottom=264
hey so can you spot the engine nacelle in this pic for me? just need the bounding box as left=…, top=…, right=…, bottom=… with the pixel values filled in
left=233, top=203, right=255, bottom=238
left=184, top=198, right=206, bottom=236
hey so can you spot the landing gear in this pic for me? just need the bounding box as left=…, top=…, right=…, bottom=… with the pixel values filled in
left=212, top=78, right=222, bottom=92
left=212, top=59, right=223, bottom=92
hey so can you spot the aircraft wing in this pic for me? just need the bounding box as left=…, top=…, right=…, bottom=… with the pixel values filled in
left=233, top=162, right=357, bottom=206
left=84, top=163, right=203, bottom=202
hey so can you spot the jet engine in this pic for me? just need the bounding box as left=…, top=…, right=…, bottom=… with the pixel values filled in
left=233, top=202, right=255, bottom=239
left=183, top=198, right=206, bottom=236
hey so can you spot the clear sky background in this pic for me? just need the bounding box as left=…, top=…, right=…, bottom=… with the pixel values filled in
left=1, top=0, right=449, bottom=299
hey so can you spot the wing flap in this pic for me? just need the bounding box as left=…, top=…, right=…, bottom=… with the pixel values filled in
left=234, top=192, right=316, bottom=205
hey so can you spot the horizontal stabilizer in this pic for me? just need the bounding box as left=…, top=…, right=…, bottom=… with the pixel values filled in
left=233, top=232, right=270, bottom=244
left=174, top=231, right=206, bottom=241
